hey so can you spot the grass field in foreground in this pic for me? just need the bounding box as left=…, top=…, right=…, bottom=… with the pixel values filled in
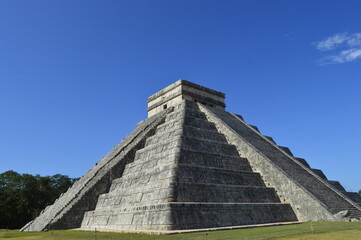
left=1, top=222, right=360, bottom=240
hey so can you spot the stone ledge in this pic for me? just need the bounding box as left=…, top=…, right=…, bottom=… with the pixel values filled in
left=76, top=221, right=302, bottom=235
left=147, top=80, right=225, bottom=103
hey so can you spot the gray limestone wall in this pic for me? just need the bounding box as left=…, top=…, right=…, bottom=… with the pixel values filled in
left=81, top=100, right=297, bottom=231
left=168, top=102, right=297, bottom=228
left=82, top=204, right=174, bottom=230
left=174, top=182, right=280, bottom=203
left=83, top=202, right=296, bottom=231
left=198, top=104, right=339, bottom=221
left=169, top=203, right=296, bottom=230
left=178, top=150, right=252, bottom=171
left=81, top=104, right=187, bottom=230
left=21, top=108, right=172, bottom=231
left=226, top=111, right=361, bottom=219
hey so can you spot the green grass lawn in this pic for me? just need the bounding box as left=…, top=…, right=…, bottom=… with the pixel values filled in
left=1, top=222, right=360, bottom=240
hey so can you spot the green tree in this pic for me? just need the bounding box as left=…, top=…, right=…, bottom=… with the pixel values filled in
left=359, top=190, right=361, bottom=197
left=0, top=170, right=77, bottom=229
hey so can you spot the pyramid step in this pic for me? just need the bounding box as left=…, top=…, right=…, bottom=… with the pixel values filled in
left=144, top=127, right=182, bottom=147
left=344, top=192, right=361, bottom=203
left=81, top=203, right=174, bottom=230
left=182, top=137, right=239, bottom=156
left=122, top=152, right=176, bottom=175
left=183, top=109, right=208, bottom=120
left=95, top=188, right=174, bottom=210
left=179, top=149, right=252, bottom=171
left=81, top=202, right=297, bottom=231
left=166, top=105, right=207, bottom=120
left=175, top=182, right=280, bottom=203
left=182, top=125, right=229, bottom=142
left=134, top=139, right=181, bottom=160
left=170, top=202, right=297, bottom=230
left=201, top=105, right=361, bottom=221
left=113, top=161, right=176, bottom=186
left=116, top=163, right=265, bottom=192
left=312, top=169, right=328, bottom=180
left=131, top=146, right=251, bottom=172
left=133, top=145, right=179, bottom=164
left=106, top=180, right=173, bottom=200
left=181, top=134, right=237, bottom=148
left=97, top=183, right=284, bottom=211
left=234, top=114, right=244, bottom=120
left=247, top=124, right=259, bottom=133
left=264, top=136, right=276, bottom=144
left=176, top=164, right=265, bottom=186
left=146, top=125, right=228, bottom=148
left=164, top=108, right=185, bottom=122
left=156, top=117, right=184, bottom=133
left=279, top=146, right=293, bottom=156
left=157, top=115, right=218, bottom=133
left=134, top=138, right=248, bottom=165
left=184, top=116, right=218, bottom=131
left=294, top=158, right=310, bottom=168
left=328, top=181, right=346, bottom=192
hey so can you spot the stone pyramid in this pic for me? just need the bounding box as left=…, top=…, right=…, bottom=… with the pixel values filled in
left=22, top=80, right=361, bottom=232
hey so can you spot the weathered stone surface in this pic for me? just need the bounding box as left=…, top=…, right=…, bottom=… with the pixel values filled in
left=23, top=80, right=360, bottom=232
left=198, top=104, right=361, bottom=220
left=334, top=210, right=350, bottom=220
left=147, top=79, right=225, bottom=117
left=81, top=101, right=297, bottom=230
left=21, top=108, right=172, bottom=231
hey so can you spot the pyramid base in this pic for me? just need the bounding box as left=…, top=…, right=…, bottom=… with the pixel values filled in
left=77, top=221, right=302, bottom=234
left=81, top=202, right=298, bottom=231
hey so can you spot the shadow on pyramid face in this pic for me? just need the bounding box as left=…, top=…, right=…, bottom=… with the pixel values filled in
left=21, top=80, right=361, bottom=233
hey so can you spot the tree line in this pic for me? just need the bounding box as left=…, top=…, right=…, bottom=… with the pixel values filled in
left=0, top=170, right=78, bottom=229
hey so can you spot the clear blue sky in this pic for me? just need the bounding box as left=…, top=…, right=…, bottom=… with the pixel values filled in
left=1, top=1, right=360, bottom=191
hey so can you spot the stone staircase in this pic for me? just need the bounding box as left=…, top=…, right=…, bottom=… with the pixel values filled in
left=201, top=105, right=361, bottom=220
left=169, top=102, right=297, bottom=229
left=20, top=109, right=170, bottom=231
left=24, top=80, right=359, bottom=232
left=81, top=101, right=297, bottom=231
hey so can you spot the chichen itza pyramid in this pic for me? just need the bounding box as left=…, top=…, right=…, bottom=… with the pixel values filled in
left=21, top=80, right=361, bottom=232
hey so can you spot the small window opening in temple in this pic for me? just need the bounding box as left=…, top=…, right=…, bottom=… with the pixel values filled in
left=163, top=104, right=167, bottom=109
left=201, top=101, right=207, bottom=105
left=193, top=99, right=198, bottom=103
left=210, top=104, right=214, bottom=107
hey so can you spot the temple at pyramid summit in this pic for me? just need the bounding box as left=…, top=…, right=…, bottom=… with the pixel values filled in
left=21, top=80, right=361, bottom=232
